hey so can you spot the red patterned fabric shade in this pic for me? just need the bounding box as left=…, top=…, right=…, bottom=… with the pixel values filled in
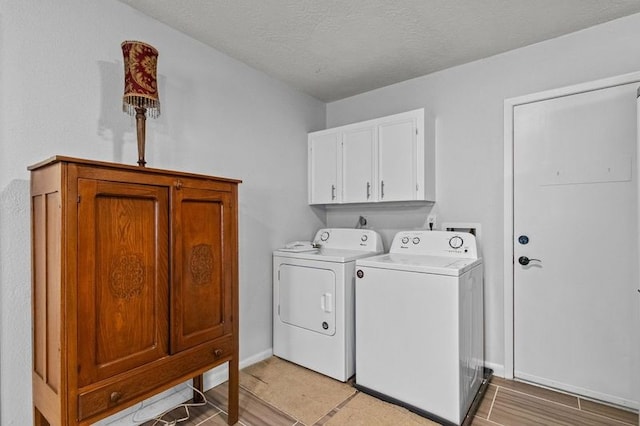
left=122, top=40, right=160, bottom=118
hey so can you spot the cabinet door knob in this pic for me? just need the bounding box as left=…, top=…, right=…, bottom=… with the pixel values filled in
left=366, top=182, right=371, bottom=199
left=213, top=349, right=223, bottom=358
left=331, top=184, right=336, bottom=200
left=175, top=179, right=183, bottom=190
left=380, top=180, right=385, bottom=199
left=110, top=391, right=122, bottom=403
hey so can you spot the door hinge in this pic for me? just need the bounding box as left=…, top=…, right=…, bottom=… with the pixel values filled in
left=77, top=195, right=81, bottom=203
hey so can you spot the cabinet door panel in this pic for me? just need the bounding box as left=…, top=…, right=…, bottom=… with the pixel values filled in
left=172, top=186, right=234, bottom=353
left=77, top=179, right=169, bottom=387
left=309, top=132, right=340, bottom=204
left=378, top=118, right=416, bottom=201
left=342, top=127, right=376, bottom=203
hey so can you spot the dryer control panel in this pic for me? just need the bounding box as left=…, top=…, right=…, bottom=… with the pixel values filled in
left=391, top=230, right=478, bottom=259
left=312, top=228, right=383, bottom=252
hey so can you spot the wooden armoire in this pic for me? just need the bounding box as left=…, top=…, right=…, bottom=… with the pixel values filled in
left=29, top=157, right=240, bottom=425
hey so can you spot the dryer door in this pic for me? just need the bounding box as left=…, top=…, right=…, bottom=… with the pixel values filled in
left=277, top=264, right=336, bottom=336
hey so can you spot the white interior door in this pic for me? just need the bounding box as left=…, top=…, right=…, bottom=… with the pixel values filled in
left=513, top=82, right=639, bottom=408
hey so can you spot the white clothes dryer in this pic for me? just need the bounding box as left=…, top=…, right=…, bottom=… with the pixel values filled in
left=355, top=230, right=485, bottom=425
left=273, top=228, right=383, bottom=382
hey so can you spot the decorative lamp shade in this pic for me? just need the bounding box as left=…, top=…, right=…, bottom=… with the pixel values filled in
left=121, top=40, right=160, bottom=118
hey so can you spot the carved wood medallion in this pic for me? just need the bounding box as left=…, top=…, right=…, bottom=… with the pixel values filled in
left=190, top=244, right=213, bottom=286
left=110, top=253, right=145, bottom=299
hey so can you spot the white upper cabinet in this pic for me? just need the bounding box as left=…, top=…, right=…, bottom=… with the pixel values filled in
left=342, top=126, right=376, bottom=203
left=308, top=130, right=341, bottom=204
left=308, top=108, right=434, bottom=205
left=378, top=116, right=417, bottom=202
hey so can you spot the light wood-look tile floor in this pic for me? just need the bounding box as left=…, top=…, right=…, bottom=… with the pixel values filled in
left=145, top=357, right=638, bottom=426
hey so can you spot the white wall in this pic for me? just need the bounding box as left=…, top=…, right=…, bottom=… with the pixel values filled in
left=0, top=0, right=325, bottom=424
left=3, top=1, right=640, bottom=423
left=325, top=12, right=640, bottom=374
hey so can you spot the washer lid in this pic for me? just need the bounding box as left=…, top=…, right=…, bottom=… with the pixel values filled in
left=356, top=253, right=482, bottom=276
left=275, top=248, right=381, bottom=263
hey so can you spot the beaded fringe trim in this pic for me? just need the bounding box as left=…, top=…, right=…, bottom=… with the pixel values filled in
left=123, top=96, right=160, bottom=118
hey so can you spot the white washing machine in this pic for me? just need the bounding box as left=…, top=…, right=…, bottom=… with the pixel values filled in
left=273, top=228, right=383, bottom=381
left=355, top=230, right=484, bottom=425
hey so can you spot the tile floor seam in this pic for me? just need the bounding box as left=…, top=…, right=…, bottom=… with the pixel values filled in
left=510, top=380, right=582, bottom=405
left=308, top=399, right=345, bottom=425
left=589, top=414, right=639, bottom=426
left=579, top=408, right=639, bottom=426
left=579, top=397, right=640, bottom=420
left=194, top=412, right=222, bottom=426
left=311, top=389, right=360, bottom=426
left=205, top=404, right=227, bottom=418
left=496, top=387, right=635, bottom=426
left=477, top=416, right=505, bottom=426
left=202, top=398, right=251, bottom=425
left=236, top=383, right=305, bottom=425
left=495, top=385, right=579, bottom=409
left=204, top=400, right=227, bottom=417
left=205, top=398, right=294, bottom=426
left=205, top=398, right=226, bottom=414
left=486, top=385, right=499, bottom=420
left=329, top=389, right=359, bottom=414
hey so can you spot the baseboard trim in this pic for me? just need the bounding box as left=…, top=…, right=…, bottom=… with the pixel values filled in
left=484, top=361, right=504, bottom=378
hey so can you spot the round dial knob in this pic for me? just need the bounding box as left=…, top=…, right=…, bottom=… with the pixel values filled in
left=401, top=236, right=409, bottom=244
left=361, top=234, right=368, bottom=242
left=412, top=237, right=420, bottom=244
left=320, top=231, right=330, bottom=241
left=449, top=236, right=464, bottom=249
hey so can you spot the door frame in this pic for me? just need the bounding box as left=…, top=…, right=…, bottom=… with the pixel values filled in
left=503, top=71, right=640, bottom=379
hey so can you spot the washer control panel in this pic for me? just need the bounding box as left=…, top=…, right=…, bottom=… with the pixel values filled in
left=312, top=228, right=383, bottom=252
left=449, top=236, right=463, bottom=249
left=391, top=230, right=478, bottom=258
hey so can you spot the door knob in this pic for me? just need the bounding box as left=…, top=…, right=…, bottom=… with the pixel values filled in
left=518, top=256, right=541, bottom=266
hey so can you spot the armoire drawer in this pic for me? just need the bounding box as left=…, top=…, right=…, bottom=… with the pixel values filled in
left=77, top=336, right=233, bottom=421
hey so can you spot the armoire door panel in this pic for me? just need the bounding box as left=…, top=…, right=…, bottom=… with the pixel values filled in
left=77, top=179, right=169, bottom=387
left=172, top=186, right=233, bottom=353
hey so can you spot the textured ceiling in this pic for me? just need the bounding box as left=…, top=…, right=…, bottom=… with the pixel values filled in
left=118, top=0, right=640, bottom=102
